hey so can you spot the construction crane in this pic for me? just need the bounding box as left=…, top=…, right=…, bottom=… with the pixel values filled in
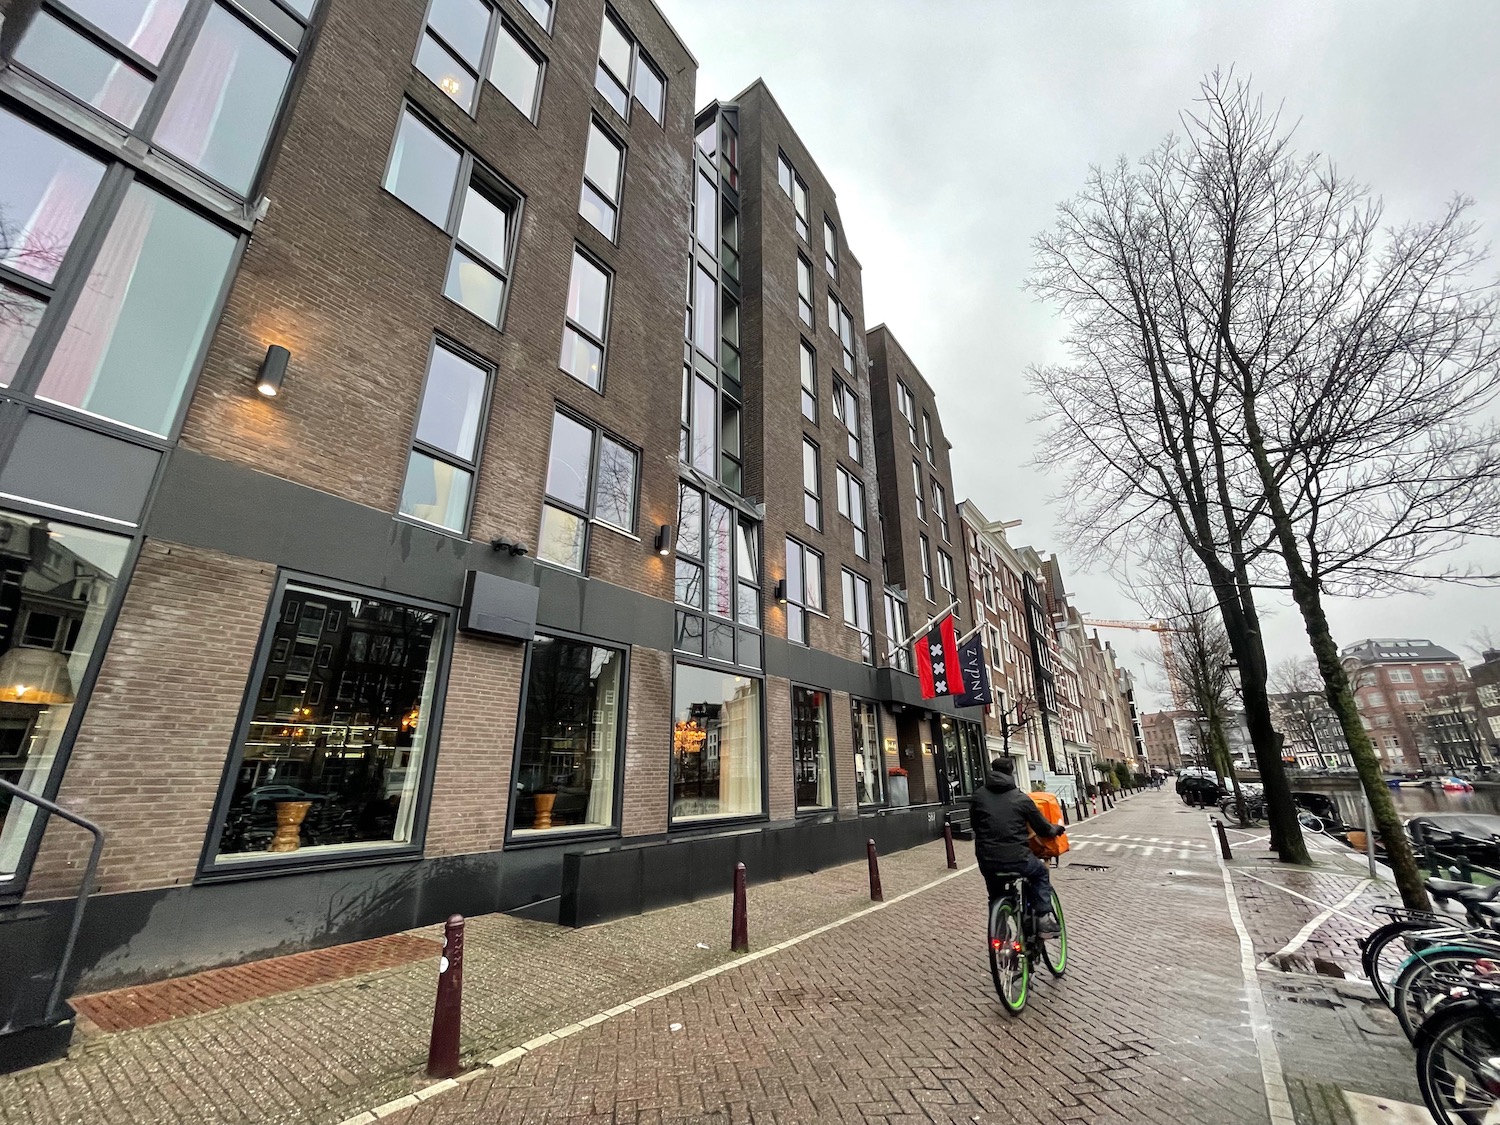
left=1082, top=618, right=1187, bottom=708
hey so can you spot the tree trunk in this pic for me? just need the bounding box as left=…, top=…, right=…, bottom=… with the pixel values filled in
left=1208, top=708, right=1249, bottom=826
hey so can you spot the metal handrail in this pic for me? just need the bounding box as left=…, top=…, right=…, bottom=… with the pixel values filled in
left=0, top=778, right=105, bottom=1020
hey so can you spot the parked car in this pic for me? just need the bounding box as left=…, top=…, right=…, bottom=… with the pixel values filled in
left=1176, top=774, right=1223, bottom=806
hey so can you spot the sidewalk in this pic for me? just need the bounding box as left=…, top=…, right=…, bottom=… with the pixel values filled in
left=0, top=836, right=967, bottom=1125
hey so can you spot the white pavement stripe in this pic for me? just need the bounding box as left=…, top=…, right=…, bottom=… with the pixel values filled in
left=334, top=860, right=981, bottom=1125
left=1216, top=839, right=1296, bottom=1125
left=1237, top=870, right=1373, bottom=928
left=1262, top=880, right=1372, bottom=968
left=1343, top=1091, right=1436, bottom=1124
left=1104, top=843, right=1120, bottom=853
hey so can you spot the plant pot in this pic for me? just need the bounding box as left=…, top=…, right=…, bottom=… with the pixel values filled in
left=533, top=792, right=557, bottom=830
left=1346, top=830, right=1367, bottom=853
left=268, top=800, right=312, bottom=853
left=887, top=776, right=910, bottom=808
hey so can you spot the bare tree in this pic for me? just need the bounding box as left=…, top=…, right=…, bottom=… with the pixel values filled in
left=1466, top=628, right=1500, bottom=663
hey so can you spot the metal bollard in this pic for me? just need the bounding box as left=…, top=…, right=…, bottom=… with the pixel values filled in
left=426, top=914, right=465, bottom=1079
left=730, top=862, right=749, bottom=952
left=943, top=823, right=957, bottom=870
left=866, top=838, right=884, bottom=902
left=1214, top=818, right=1232, bottom=861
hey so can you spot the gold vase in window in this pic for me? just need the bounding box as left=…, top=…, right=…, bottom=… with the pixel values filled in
left=533, top=792, right=557, bottom=830
left=269, top=801, right=312, bottom=852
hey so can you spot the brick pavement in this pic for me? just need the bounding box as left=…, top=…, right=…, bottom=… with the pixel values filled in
left=376, top=792, right=1272, bottom=1125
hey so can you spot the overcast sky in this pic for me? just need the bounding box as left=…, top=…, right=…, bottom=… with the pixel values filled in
left=657, top=0, right=1500, bottom=701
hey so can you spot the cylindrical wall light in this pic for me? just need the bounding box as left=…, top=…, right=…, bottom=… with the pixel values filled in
left=256, top=345, right=291, bottom=397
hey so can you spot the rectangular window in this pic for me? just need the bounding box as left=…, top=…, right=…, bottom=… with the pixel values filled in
left=920, top=535, right=934, bottom=601
left=823, top=218, right=838, bottom=279
left=209, top=581, right=448, bottom=866
left=675, top=485, right=760, bottom=666
left=932, top=479, right=950, bottom=541
left=0, top=514, right=129, bottom=881
left=14, top=1, right=293, bottom=196
left=512, top=634, right=624, bottom=835
left=1396, top=690, right=1422, bottom=705
left=777, top=152, right=793, bottom=196
left=792, top=173, right=809, bottom=242
left=633, top=52, right=665, bottom=124
left=799, top=340, right=818, bottom=422
left=1423, top=668, right=1448, bottom=683
left=595, top=10, right=632, bottom=116
left=785, top=538, right=823, bottom=646
left=580, top=119, right=624, bottom=239
left=488, top=17, right=545, bottom=118
left=827, top=292, right=839, bottom=333
left=722, top=293, right=741, bottom=387
left=913, top=460, right=926, bottom=522
left=721, top=195, right=740, bottom=281
left=797, top=255, right=814, bottom=326
left=923, top=411, right=935, bottom=464
left=671, top=664, right=763, bottom=822
left=1367, top=692, right=1386, bottom=708
left=884, top=591, right=911, bottom=673
left=898, top=381, right=918, bottom=445
left=560, top=249, right=610, bottom=390
left=833, top=378, right=861, bottom=462
left=1388, top=668, right=1414, bottom=683
left=693, top=264, right=717, bottom=357
left=444, top=177, right=516, bottom=327
left=386, top=108, right=462, bottom=227
left=695, top=170, right=717, bottom=251
left=841, top=569, right=873, bottom=664
left=838, top=305, right=855, bottom=373
left=939, top=550, right=955, bottom=594
left=539, top=410, right=637, bottom=571
left=851, top=699, right=883, bottom=806
left=802, top=438, right=822, bottom=529
left=414, top=0, right=489, bottom=111
left=397, top=340, right=492, bottom=533
left=836, top=466, right=869, bottom=558
left=793, top=686, right=833, bottom=810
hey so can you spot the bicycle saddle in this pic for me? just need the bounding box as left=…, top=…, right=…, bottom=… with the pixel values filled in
left=1426, top=878, right=1500, bottom=903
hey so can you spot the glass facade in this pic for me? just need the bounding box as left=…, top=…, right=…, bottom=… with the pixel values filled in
left=792, top=686, right=832, bottom=810
left=0, top=513, right=129, bottom=879
left=512, top=635, right=623, bottom=835
left=671, top=664, right=763, bottom=822
left=211, top=583, right=447, bottom=863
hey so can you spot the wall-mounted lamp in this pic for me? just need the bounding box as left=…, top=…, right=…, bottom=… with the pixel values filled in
left=490, top=537, right=529, bottom=557
left=653, top=524, right=674, bottom=556
left=256, top=345, right=290, bottom=397
left=774, top=578, right=787, bottom=603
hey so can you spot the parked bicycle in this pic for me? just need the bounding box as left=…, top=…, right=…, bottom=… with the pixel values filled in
left=1415, top=974, right=1500, bottom=1124
left=987, top=871, right=1067, bottom=1014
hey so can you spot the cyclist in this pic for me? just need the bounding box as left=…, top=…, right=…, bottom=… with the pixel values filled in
left=969, top=757, right=1064, bottom=933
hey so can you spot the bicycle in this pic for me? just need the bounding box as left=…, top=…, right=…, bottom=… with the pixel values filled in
left=1415, top=976, right=1500, bottom=1123
left=1362, top=882, right=1500, bottom=1007
left=987, top=872, right=1068, bottom=1015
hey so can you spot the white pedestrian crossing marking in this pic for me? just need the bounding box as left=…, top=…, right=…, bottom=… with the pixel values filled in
left=1069, top=834, right=1203, bottom=861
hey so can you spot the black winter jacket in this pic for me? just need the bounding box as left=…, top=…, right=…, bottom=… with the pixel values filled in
left=969, top=770, right=1060, bottom=869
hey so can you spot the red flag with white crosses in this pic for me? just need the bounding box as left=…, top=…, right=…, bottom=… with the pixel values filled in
left=914, top=613, right=961, bottom=699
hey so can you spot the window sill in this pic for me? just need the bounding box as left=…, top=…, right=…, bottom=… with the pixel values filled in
left=506, top=825, right=620, bottom=850
left=195, top=844, right=423, bottom=884
left=590, top=519, right=640, bottom=543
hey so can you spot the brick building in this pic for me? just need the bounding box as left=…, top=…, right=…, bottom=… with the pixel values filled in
left=1139, top=710, right=1191, bottom=771
left=0, top=0, right=1003, bottom=1063
left=1342, top=638, right=1474, bottom=771
left=1471, top=650, right=1500, bottom=758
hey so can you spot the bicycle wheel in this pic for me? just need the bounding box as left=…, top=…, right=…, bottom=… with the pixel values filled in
left=989, top=899, right=1028, bottom=1014
left=1040, top=890, right=1068, bottom=977
left=1416, top=1000, right=1500, bottom=1125
left=1394, top=946, right=1500, bottom=1041
left=1364, top=920, right=1449, bottom=1007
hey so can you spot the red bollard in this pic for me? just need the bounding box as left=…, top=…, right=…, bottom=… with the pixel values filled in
left=730, top=862, right=749, bottom=953
left=426, top=914, right=465, bottom=1079
left=943, top=823, right=957, bottom=870
left=867, top=838, right=884, bottom=902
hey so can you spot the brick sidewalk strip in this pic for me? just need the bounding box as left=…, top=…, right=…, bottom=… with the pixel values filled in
left=72, top=933, right=441, bottom=1033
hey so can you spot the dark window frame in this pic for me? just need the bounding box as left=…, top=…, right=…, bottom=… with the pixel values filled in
left=802, top=436, right=822, bottom=530
left=503, top=627, right=630, bottom=847
left=487, top=11, right=548, bottom=121
left=195, top=570, right=456, bottom=883
left=666, top=656, right=769, bottom=831
left=840, top=568, right=874, bottom=665
left=823, top=216, right=838, bottom=279
left=580, top=114, right=627, bottom=242
left=559, top=242, right=614, bottom=392
left=796, top=253, right=814, bottom=326
left=799, top=338, right=818, bottom=424
left=672, top=481, right=762, bottom=670
left=792, top=682, right=836, bottom=813
left=912, top=459, right=926, bottom=523
left=394, top=335, right=497, bottom=538
left=835, top=464, right=869, bottom=559
left=851, top=696, right=885, bottom=807
left=784, top=535, right=824, bottom=646
left=537, top=404, right=641, bottom=574
left=593, top=5, right=667, bottom=127
left=920, top=534, right=935, bottom=602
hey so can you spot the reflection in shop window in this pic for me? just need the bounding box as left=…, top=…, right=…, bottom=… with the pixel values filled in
left=671, top=664, right=762, bottom=821
left=211, top=583, right=446, bottom=863
left=512, top=635, right=623, bottom=834
left=0, top=513, right=129, bottom=879
left=792, top=686, right=832, bottom=810
left=851, top=698, right=883, bottom=806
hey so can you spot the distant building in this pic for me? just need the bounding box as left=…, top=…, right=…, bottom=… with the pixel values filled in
left=1341, top=639, right=1474, bottom=771
left=1267, top=692, right=1353, bottom=771
left=1140, top=710, right=1192, bottom=770
left=1472, top=650, right=1500, bottom=761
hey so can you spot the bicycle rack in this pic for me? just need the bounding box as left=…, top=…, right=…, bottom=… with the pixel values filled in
left=0, top=777, right=106, bottom=1023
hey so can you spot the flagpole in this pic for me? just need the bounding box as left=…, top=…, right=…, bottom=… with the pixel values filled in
left=884, top=599, right=958, bottom=664
left=955, top=621, right=986, bottom=646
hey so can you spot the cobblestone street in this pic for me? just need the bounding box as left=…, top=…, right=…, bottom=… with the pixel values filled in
left=2, top=791, right=1440, bottom=1125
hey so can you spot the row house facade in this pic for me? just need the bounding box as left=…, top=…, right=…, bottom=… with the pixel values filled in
left=0, top=0, right=1011, bottom=1063
left=1343, top=638, right=1475, bottom=771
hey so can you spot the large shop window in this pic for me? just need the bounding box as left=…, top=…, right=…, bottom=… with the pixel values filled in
left=512, top=635, right=623, bottom=836
left=671, top=664, right=762, bottom=822
left=851, top=698, right=884, bottom=807
left=674, top=484, right=761, bottom=669
left=0, top=106, right=239, bottom=436
left=792, top=685, right=832, bottom=811
left=538, top=409, right=637, bottom=572
left=12, top=0, right=295, bottom=196
left=209, top=582, right=448, bottom=865
left=0, top=513, right=129, bottom=880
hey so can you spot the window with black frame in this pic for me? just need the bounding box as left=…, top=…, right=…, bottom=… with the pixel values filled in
left=538, top=409, right=637, bottom=572
left=0, top=512, right=129, bottom=881
left=851, top=698, right=883, bottom=806
left=397, top=340, right=492, bottom=534
left=674, top=483, right=761, bottom=669
left=792, top=686, right=832, bottom=811
left=784, top=537, right=822, bottom=647
left=512, top=634, right=623, bottom=835
left=671, top=663, right=762, bottom=822
left=210, top=582, right=447, bottom=864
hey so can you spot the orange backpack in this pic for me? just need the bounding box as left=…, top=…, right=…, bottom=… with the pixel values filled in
left=1027, top=791, right=1070, bottom=859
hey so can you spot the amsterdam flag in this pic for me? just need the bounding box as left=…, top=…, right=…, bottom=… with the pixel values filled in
left=914, top=614, right=961, bottom=699
left=954, top=632, right=993, bottom=708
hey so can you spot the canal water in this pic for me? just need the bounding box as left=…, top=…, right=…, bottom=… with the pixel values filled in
left=1285, top=778, right=1500, bottom=827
